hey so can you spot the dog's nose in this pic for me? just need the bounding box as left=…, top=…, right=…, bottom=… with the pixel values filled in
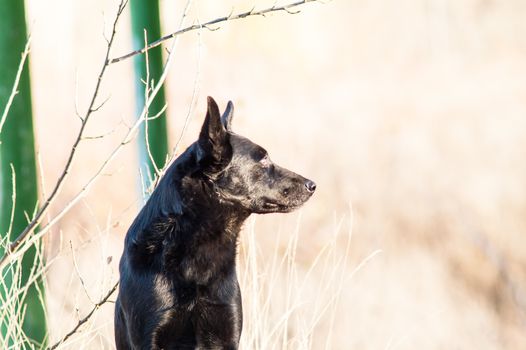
left=304, top=180, right=316, bottom=193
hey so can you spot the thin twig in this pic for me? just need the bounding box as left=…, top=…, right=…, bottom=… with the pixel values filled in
left=108, top=0, right=320, bottom=64
left=0, top=0, right=192, bottom=270
left=0, top=36, right=31, bottom=134
left=173, top=26, right=202, bottom=157
left=7, top=165, right=17, bottom=240
left=74, top=69, right=83, bottom=121
left=156, top=18, right=203, bottom=186
left=1, top=0, right=318, bottom=265
left=47, top=281, right=119, bottom=350
left=142, top=29, right=161, bottom=180
left=0, top=0, right=128, bottom=269
left=69, top=241, right=95, bottom=304
left=142, top=0, right=197, bottom=193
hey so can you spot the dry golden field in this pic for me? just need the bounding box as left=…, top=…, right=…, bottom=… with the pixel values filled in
left=14, top=0, right=526, bottom=348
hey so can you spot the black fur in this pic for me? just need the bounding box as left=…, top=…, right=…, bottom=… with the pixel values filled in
left=115, top=97, right=316, bottom=349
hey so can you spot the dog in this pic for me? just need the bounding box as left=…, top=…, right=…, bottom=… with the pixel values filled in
left=114, top=97, right=316, bottom=349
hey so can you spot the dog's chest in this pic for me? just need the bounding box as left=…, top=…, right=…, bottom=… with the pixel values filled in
left=153, top=291, right=240, bottom=349
left=163, top=226, right=237, bottom=285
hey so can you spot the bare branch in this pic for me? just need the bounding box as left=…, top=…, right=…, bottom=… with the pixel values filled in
left=47, top=281, right=119, bottom=350
left=0, top=36, right=31, bottom=134
left=142, top=29, right=161, bottom=180
left=0, top=0, right=193, bottom=270
left=89, top=94, right=112, bottom=113
left=73, top=70, right=84, bottom=122
left=69, top=241, right=95, bottom=305
left=145, top=104, right=168, bottom=122
left=82, top=126, right=118, bottom=141
left=203, top=24, right=221, bottom=32
left=165, top=29, right=203, bottom=169
left=7, top=164, right=17, bottom=239
left=283, top=7, right=302, bottom=15
left=0, top=0, right=129, bottom=270
left=147, top=18, right=203, bottom=193
left=108, top=0, right=321, bottom=64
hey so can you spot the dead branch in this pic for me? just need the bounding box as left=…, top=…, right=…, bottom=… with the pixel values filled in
left=0, top=0, right=128, bottom=270
left=0, top=0, right=323, bottom=268
left=142, top=32, right=162, bottom=180
left=47, top=281, right=119, bottom=350
left=108, top=0, right=321, bottom=64
left=0, top=36, right=31, bottom=134
left=0, top=0, right=193, bottom=271
left=1, top=0, right=324, bottom=343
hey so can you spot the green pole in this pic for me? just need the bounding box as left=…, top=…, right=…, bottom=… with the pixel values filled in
left=130, top=0, right=169, bottom=190
left=0, top=0, right=47, bottom=347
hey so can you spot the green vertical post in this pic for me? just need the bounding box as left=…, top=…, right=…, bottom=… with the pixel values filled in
left=130, top=0, right=169, bottom=190
left=0, top=0, right=47, bottom=347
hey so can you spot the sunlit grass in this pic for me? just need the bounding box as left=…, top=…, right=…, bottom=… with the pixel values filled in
left=1, top=208, right=380, bottom=350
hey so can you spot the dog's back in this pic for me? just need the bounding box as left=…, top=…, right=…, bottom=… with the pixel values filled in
left=115, top=97, right=315, bottom=349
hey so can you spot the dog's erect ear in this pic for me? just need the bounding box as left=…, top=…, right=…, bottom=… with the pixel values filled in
left=221, top=101, right=234, bottom=132
left=197, top=97, right=232, bottom=172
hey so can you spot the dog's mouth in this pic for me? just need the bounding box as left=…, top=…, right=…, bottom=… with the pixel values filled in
left=258, top=196, right=310, bottom=214
left=261, top=201, right=287, bottom=212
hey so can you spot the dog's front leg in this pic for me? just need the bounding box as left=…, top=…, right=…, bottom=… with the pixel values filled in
left=194, top=297, right=243, bottom=350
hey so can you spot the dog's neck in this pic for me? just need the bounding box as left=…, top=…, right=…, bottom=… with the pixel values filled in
left=156, top=176, right=249, bottom=286
left=179, top=174, right=250, bottom=237
left=127, top=147, right=251, bottom=285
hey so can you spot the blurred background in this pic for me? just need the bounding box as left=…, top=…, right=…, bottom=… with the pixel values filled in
left=2, top=0, right=526, bottom=348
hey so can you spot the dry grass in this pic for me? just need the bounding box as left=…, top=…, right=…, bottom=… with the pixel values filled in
left=3, top=0, right=526, bottom=348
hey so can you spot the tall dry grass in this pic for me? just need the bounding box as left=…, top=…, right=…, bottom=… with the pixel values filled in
left=3, top=0, right=525, bottom=348
left=0, top=241, right=47, bottom=349
left=2, top=208, right=378, bottom=349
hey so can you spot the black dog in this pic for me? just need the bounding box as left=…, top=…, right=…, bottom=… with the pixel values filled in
left=114, top=97, right=316, bottom=349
